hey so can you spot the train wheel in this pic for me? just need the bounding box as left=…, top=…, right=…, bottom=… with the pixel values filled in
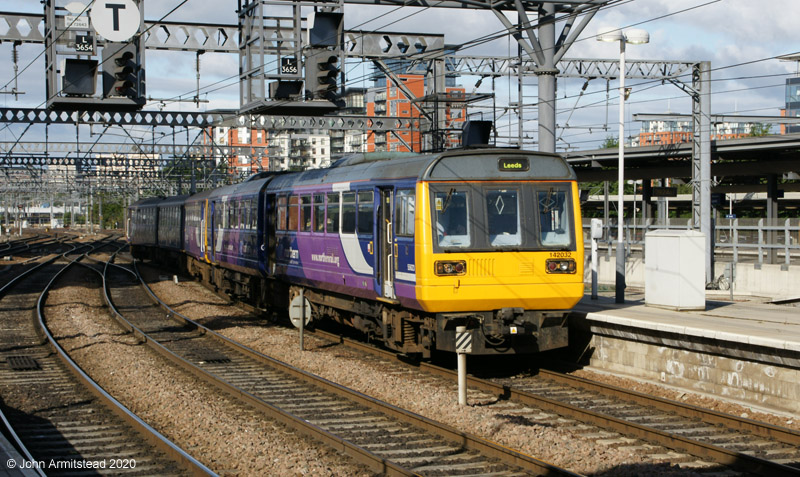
left=288, top=292, right=312, bottom=328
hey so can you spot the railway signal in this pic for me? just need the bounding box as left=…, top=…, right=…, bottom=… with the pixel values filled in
left=102, top=41, right=145, bottom=107
left=304, top=49, right=343, bottom=106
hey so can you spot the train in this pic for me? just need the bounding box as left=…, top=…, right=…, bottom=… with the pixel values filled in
left=127, top=148, right=584, bottom=358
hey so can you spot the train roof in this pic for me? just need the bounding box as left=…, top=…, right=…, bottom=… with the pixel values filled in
left=266, top=149, right=576, bottom=191
left=129, top=197, right=165, bottom=209
left=204, top=176, right=271, bottom=201
left=158, top=194, right=190, bottom=208
left=183, top=188, right=215, bottom=205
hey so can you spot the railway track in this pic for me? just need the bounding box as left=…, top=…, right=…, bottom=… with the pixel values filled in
left=107, top=256, right=580, bottom=476
left=302, top=327, right=800, bottom=476
left=0, top=233, right=64, bottom=258
left=0, top=238, right=211, bottom=476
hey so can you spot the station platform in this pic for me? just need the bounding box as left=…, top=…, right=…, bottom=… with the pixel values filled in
left=568, top=290, right=800, bottom=415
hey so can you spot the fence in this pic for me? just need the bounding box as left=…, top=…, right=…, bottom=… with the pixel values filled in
left=583, top=217, right=800, bottom=268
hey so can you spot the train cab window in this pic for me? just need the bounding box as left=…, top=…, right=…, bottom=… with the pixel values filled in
left=300, top=195, right=312, bottom=232
left=537, top=187, right=572, bottom=247
left=326, top=193, right=340, bottom=233
left=277, top=196, right=288, bottom=231
left=313, top=194, right=325, bottom=233
left=395, top=189, right=415, bottom=237
left=288, top=195, right=299, bottom=231
left=433, top=188, right=470, bottom=248
left=487, top=189, right=521, bottom=247
left=341, top=192, right=356, bottom=234
left=357, top=190, right=374, bottom=236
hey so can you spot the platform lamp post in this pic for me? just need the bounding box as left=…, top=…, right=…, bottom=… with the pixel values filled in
left=597, top=27, right=649, bottom=304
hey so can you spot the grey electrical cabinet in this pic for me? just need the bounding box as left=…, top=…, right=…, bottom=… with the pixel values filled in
left=645, top=230, right=706, bottom=310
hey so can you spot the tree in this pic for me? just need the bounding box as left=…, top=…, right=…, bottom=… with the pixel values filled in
left=749, top=123, right=772, bottom=137
left=601, top=136, right=619, bottom=148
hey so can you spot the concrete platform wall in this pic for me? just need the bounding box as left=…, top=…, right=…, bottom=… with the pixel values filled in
left=579, top=332, right=800, bottom=415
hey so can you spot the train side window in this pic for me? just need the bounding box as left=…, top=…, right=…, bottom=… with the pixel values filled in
left=234, top=201, right=240, bottom=229
left=214, top=202, right=222, bottom=229
left=288, top=195, right=299, bottom=231
left=313, top=194, right=325, bottom=233
left=249, top=200, right=257, bottom=230
left=341, top=192, right=356, bottom=234
left=537, top=187, right=572, bottom=247
left=244, top=199, right=256, bottom=230
left=326, top=192, right=340, bottom=233
left=357, top=190, right=374, bottom=236
left=277, top=196, right=288, bottom=231
left=394, top=189, right=415, bottom=237
left=300, top=195, right=312, bottom=232
left=231, top=201, right=238, bottom=229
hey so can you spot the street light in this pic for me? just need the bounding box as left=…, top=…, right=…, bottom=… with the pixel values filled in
left=597, top=27, right=649, bottom=304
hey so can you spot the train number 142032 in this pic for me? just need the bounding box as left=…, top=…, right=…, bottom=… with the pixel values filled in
left=549, top=252, right=572, bottom=258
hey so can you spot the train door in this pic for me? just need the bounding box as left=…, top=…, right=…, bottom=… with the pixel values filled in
left=262, top=193, right=276, bottom=276
left=200, top=200, right=207, bottom=260
left=377, top=188, right=395, bottom=299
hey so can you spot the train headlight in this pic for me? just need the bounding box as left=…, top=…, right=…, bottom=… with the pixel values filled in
left=545, top=258, right=576, bottom=274
left=435, top=260, right=467, bottom=276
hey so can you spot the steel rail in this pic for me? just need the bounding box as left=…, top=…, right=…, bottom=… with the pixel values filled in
left=0, top=235, right=62, bottom=257
left=0, top=240, right=85, bottom=477
left=128, top=260, right=581, bottom=477
left=308, top=328, right=800, bottom=476
left=0, top=233, right=44, bottom=252
left=31, top=239, right=216, bottom=477
left=103, top=259, right=416, bottom=477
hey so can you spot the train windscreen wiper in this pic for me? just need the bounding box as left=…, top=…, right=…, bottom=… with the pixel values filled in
left=441, top=187, right=455, bottom=213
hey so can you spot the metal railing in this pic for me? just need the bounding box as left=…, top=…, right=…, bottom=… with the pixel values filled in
left=583, top=217, right=800, bottom=268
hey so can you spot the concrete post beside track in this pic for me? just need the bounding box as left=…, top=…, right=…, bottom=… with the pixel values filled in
left=456, top=326, right=467, bottom=406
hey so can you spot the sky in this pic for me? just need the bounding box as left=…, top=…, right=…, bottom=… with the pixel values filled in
left=0, top=0, right=798, bottom=151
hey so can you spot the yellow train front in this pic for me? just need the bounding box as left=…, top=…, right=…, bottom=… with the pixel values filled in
left=410, top=151, right=584, bottom=355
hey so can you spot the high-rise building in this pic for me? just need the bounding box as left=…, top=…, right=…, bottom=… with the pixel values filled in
left=205, top=126, right=270, bottom=177
left=784, top=76, right=800, bottom=134
left=365, top=75, right=466, bottom=152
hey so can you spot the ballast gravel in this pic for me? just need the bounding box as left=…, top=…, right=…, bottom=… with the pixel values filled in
left=42, top=255, right=799, bottom=476
left=44, top=261, right=374, bottom=477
